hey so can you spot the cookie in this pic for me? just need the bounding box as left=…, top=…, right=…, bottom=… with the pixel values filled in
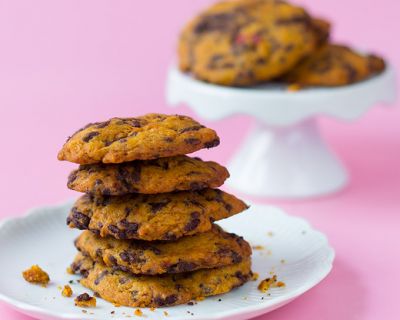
left=67, top=189, right=248, bottom=241
left=71, top=253, right=252, bottom=307
left=282, top=44, right=386, bottom=86
left=58, top=114, right=220, bottom=164
left=75, top=225, right=251, bottom=275
left=67, top=155, right=229, bottom=196
left=178, top=0, right=330, bottom=86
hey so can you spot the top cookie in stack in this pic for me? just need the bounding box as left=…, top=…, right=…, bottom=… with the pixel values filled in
left=58, top=114, right=220, bottom=164
left=59, top=113, right=253, bottom=308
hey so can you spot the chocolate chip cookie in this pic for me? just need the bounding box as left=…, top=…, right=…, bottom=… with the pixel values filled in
left=71, top=253, right=252, bottom=307
left=178, top=0, right=330, bottom=86
left=75, top=225, right=251, bottom=275
left=282, top=44, right=386, bottom=86
left=67, top=155, right=229, bottom=195
left=58, top=114, right=220, bottom=164
left=67, top=189, right=248, bottom=241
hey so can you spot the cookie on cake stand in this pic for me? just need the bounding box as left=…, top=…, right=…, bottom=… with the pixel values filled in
left=166, top=64, right=396, bottom=198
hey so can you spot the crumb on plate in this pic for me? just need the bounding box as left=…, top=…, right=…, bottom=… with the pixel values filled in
left=258, top=275, right=285, bottom=293
left=75, top=293, right=96, bottom=308
left=22, top=265, right=50, bottom=287
left=287, top=84, right=302, bottom=92
left=134, top=308, right=143, bottom=316
left=62, top=285, right=73, bottom=297
left=252, top=272, right=259, bottom=281
left=66, top=266, right=74, bottom=275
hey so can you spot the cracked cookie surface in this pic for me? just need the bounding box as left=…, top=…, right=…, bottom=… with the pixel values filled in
left=67, top=189, right=248, bottom=241
left=58, top=114, right=220, bottom=164
left=179, top=0, right=330, bottom=86
left=71, top=253, right=252, bottom=307
left=75, top=225, right=251, bottom=275
left=67, top=155, right=229, bottom=195
left=282, top=44, right=385, bottom=86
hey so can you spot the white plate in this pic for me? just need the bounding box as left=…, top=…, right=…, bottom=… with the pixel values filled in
left=0, top=201, right=334, bottom=320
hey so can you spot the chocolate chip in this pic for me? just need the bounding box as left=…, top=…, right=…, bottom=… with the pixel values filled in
left=131, top=165, right=141, bottom=183
left=130, top=118, right=142, bottom=128
left=119, top=277, right=129, bottom=284
left=131, top=290, right=139, bottom=300
left=184, top=212, right=201, bottom=232
left=235, top=271, right=248, bottom=282
left=108, top=255, right=118, bottom=265
left=82, top=131, right=100, bottom=142
left=148, top=199, right=171, bottom=213
left=119, top=219, right=139, bottom=238
left=76, top=293, right=92, bottom=301
left=154, top=294, right=178, bottom=307
left=256, top=57, right=266, bottom=65
left=275, top=15, right=310, bottom=26
left=231, top=251, right=242, bottom=263
left=80, top=269, right=89, bottom=278
left=225, top=203, right=233, bottom=212
left=96, top=121, right=110, bottom=128
left=189, top=182, right=208, bottom=191
left=180, top=125, right=205, bottom=133
left=204, top=138, right=220, bottom=148
left=95, top=248, right=103, bottom=257
left=119, top=251, right=145, bottom=264
left=164, top=137, right=173, bottom=142
left=343, top=62, right=358, bottom=82
left=67, top=207, right=90, bottom=229
left=194, top=13, right=237, bottom=34
left=184, top=138, right=201, bottom=145
left=67, top=171, right=78, bottom=185
left=108, top=225, right=126, bottom=239
left=167, top=262, right=197, bottom=273
left=94, top=270, right=108, bottom=285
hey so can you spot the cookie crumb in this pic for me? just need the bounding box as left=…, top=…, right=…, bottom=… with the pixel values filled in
left=82, top=310, right=87, bottom=314
left=62, top=285, right=73, bottom=297
left=75, top=293, right=96, bottom=308
left=267, top=231, right=274, bottom=237
left=66, top=266, right=74, bottom=274
left=252, top=245, right=265, bottom=250
left=111, top=311, right=115, bottom=314
left=280, top=259, right=286, bottom=264
left=22, top=265, right=50, bottom=287
left=134, top=309, right=143, bottom=316
left=287, top=84, right=302, bottom=92
left=258, top=275, right=286, bottom=293
left=252, top=272, right=259, bottom=281
left=163, top=311, right=169, bottom=316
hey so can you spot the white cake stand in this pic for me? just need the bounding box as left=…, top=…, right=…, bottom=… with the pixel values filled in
left=166, top=65, right=396, bottom=198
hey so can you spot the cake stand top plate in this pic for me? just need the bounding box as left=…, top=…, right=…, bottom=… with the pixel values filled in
left=167, top=64, right=396, bottom=126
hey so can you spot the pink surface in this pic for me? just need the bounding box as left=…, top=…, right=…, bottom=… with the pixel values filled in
left=0, top=0, right=399, bottom=319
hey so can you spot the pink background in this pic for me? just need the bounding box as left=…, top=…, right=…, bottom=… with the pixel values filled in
left=0, top=0, right=399, bottom=319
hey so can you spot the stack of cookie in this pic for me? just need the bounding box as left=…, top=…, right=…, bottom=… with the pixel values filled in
left=58, top=113, right=253, bottom=308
